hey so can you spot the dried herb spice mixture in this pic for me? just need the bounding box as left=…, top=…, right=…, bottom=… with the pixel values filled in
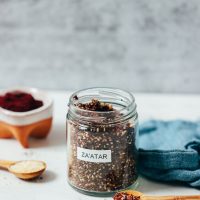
left=67, top=97, right=138, bottom=194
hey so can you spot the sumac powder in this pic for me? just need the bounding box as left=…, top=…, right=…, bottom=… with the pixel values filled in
left=0, top=91, right=43, bottom=112
left=113, top=192, right=140, bottom=200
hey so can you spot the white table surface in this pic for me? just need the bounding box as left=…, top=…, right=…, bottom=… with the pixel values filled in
left=0, top=91, right=200, bottom=200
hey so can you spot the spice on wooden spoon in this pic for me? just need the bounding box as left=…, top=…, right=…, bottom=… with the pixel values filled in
left=0, top=160, right=46, bottom=180
left=113, top=190, right=200, bottom=200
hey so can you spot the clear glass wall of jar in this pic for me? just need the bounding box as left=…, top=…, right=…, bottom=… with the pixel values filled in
left=66, top=88, right=139, bottom=196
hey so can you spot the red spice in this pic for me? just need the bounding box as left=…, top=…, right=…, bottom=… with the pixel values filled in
left=113, top=192, right=140, bottom=200
left=0, top=91, right=43, bottom=112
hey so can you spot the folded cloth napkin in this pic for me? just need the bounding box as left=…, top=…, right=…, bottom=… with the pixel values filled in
left=139, top=120, right=200, bottom=188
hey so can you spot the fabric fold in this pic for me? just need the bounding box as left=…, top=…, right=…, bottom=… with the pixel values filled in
left=139, top=120, right=200, bottom=188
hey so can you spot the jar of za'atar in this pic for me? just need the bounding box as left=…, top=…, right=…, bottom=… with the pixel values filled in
left=66, top=87, right=139, bottom=196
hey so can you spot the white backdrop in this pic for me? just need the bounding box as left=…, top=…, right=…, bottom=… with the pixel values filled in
left=0, top=0, right=199, bottom=93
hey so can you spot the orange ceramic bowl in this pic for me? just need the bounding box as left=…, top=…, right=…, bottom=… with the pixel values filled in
left=0, top=87, right=53, bottom=148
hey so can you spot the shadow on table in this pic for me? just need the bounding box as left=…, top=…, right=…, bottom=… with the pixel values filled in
left=29, top=170, right=57, bottom=183
left=138, top=176, right=191, bottom=194
left=29, top=122, right=66, bottom=148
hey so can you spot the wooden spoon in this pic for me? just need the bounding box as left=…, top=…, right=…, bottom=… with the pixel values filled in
left=113, top=190, right=200, bottom=200
left=0, top=160, right=46, bottom=180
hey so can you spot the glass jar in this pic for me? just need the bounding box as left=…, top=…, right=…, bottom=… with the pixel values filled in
left=66, top=87, right=139, bottom=196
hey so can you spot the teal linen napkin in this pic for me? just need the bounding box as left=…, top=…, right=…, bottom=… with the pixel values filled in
left=139, top=120, right=200, bottom=187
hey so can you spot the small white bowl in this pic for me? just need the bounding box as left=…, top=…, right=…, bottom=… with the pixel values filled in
left=0, top=87, right=53, bottom=148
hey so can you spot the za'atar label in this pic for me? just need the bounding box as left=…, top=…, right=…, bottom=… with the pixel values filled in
left=77, top=147, right=111, bottom=163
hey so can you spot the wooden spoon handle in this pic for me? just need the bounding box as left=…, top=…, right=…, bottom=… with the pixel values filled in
left=144, top=195, right=200, bottom=200
left=0, top=160, right=15, bottom=170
